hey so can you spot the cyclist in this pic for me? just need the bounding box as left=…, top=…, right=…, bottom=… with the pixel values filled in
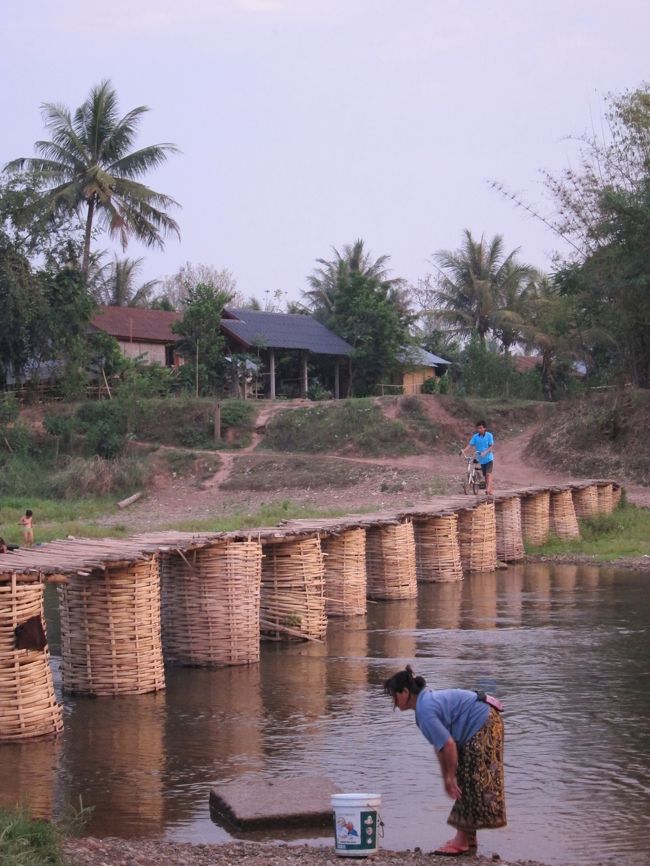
left=462, top=420, right=494, bottom=496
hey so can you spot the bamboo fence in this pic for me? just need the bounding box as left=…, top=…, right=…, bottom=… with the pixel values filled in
left=260, top=536, right=327, bottom=640
left=457, top=503, right=497, bottom=573
left=521, top=491, right=550, bottom=546
left=572, top=484, right=599, bottom=518
left=550, top=489, right=581, bottom=539
left=366, top=521, right=417, bottom=599
left=0, top=575, right=62, bottom=741
left=413, top=514, right=463, bottom=582
left=58, top=555, right=165, bottom=696
left=597, top=482, right=614, bottom=514
left=495, top=496, right=525, bottom=562
left=322, top=528, right=367, bottom=617
left=161, top=540, right=263, bottom=666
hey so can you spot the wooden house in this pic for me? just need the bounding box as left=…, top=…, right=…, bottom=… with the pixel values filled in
left=397, top=346, right=451, bottom=394
left=90, top=307, right=182, bottom=367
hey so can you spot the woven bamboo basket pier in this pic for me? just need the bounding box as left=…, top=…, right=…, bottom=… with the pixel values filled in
left=495, top=496, right=525, bottom=562
left=261, top=536, right=327, bottom=640
left=572, top=484, right=599, bottom=518
left=366, top=521, right=417, bottom=600
left=160, top=541, right=262, bottom=667
left=597, top=482, right=614, bottom=514
left=0, top=574, right=62, bottom=741
left=58, top=555, right=165, bottom=696
left=550, top=489, right=581, bottom=539
left=161, top=540, right=262, bottom=666
left=521, top=491, right=550, bottom=546
left=457, top=502, right=497, bottom=573
left=612, top=484, right=622, bottom=508
left=322, top=528, right=367, bottom=617
left=413, top=514, right=463, bottom=582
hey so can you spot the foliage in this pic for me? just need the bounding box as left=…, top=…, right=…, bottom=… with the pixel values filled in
left=4, top=79, right=180, bottom=275
left=90, top=254, right=159, bottom=307
left=456, top=339, right=544, bottom=400
left=264, top=399, right=417, bottom=456
left=0, top=807, right=66, bottom=866
left=172, top=282, right=233, bottom=395
left=159, top=262, right=241, bottom=310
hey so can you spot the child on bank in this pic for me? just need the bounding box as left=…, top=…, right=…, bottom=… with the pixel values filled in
left=19, top=509, right=34, bottom=547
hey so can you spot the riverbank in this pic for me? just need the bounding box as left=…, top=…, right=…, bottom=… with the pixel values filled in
left=63, top=837, right=556, bottom=866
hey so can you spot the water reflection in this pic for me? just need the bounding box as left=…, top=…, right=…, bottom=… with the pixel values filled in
left=0, top=564, right=648, bottom=866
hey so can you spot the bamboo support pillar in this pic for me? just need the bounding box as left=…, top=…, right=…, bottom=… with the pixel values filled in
left=495, top=496, right=524, bottom=562
left=57, top=555, right=165, bottom=696
left=550, top=489, right=581, bottom=540
left=322, top=528, right=367, bottom=616
left=457, top=502, right=497, bottom=573
left=366, top=521, right=417, bottom=599
left=572, top=484, right=599, bottom=518
left=597, top=483, right=614, bottom=514
left=414, top=514, right=463, bottom=582
left=521, top=491, right=550, bottom=546
left=0, top=575, right=63, bottom=741
left=161, top=540, right=263, bottom=666
left=261, top=536, right=327, bottom=640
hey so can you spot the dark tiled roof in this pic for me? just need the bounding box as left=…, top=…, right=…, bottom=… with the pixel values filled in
left=221, top=309, right=353, bottom=355
left=91, top=306, right=181, bottom=343
left=397, top=346, right=451, bottom=367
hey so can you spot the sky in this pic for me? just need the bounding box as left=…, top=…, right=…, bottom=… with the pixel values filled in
left=2, top=0, right=650, bottom=304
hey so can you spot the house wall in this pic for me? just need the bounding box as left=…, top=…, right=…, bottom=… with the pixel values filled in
left=402, top=367, right=436, bottom=394
left=117, top=340, right=167, bottom=365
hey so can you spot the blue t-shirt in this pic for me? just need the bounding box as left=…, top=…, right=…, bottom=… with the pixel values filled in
left=415, top=688, right=489, bottom=750
left=470, top=431, right=494, bottom=466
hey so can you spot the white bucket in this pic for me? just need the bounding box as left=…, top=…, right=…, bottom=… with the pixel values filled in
left=331, top=792, right=382, bottom=857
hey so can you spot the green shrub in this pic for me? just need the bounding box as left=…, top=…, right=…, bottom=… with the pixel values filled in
left=49, top=455, right=146, bottom=497
left=0, top=807, right=65, bottom=866
left=421, top=376, right=438, bottom=394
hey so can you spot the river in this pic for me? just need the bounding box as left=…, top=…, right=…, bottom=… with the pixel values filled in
left=1, top=563, right=649, bottom=866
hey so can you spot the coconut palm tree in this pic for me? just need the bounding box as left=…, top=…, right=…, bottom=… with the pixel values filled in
left=432, top=230, right=534, bottom=347
left=92, top=255, right=159, bottom=307
left=4, top=80, right=180, bottom=277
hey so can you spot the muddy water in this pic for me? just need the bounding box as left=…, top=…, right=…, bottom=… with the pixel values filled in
left=1, top=564, right=649, bottom=866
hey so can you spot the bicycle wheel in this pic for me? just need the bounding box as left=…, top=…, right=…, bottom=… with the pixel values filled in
left=462, top=480, right=469, bottom=495
left=471, top=477, right=479, bottom=495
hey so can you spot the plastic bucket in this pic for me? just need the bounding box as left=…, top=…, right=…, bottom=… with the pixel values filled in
left=331, top=792, right=381, bottom=857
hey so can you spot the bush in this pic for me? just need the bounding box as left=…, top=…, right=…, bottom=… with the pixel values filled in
left=421, top=376, right=438, bottom=394
left=50, top=455, right=146, bottom=497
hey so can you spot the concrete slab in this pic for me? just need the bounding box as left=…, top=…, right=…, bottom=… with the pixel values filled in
left=209, top=776, right=341, bottom=831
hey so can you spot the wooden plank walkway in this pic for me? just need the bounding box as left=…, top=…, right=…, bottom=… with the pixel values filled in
left=0, top=479, right=617, bottom=580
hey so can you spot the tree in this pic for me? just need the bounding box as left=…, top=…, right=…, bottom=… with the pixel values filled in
left=172, top=283, right=233, bottom=396
left=4, top=80, right=180, bottom=277
left=431, top=230, right=535, bottom=348
left=91, top=255, right=159, bottom=307
left=159, top=262, right=241, bottom=310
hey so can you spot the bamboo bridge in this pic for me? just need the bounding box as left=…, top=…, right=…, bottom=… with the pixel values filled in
left=0, top=479, right=621, bottom=741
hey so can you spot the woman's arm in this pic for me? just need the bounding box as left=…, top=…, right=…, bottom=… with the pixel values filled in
left=436, top=737, right=461, bottom=799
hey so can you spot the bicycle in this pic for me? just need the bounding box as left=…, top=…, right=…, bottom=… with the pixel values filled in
left=461, top=452, right=482, bottom=495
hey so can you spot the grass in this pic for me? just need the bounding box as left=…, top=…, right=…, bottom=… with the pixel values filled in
left=528, top=502, right=650, bottom=560
left=222, top=454, right=374, bottom=491
left=264, top=398, right=418, bottom=456
left=0, top=497, right=128, bottom=545
left=0, top=808, right=65, bottom=866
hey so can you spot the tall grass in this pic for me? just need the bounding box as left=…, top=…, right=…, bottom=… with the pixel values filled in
left=0, top=808, right=64, bottom=866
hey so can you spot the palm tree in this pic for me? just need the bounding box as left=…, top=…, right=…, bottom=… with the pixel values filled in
left=92, top=255, right=159, bottom=307
left=4, top=80, right=180, bottom=277
left=432, top=230, right=534, bottom=347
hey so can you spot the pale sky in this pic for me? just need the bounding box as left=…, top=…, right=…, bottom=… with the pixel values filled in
left=2, top=0, right=649, bottom=303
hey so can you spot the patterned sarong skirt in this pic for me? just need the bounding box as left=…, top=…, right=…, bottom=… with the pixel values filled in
left=448, top=707, right=507, bottom=830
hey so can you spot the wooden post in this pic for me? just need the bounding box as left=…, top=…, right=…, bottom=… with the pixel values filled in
left=300, top=351, right=308, bottom=398
left=334, top=361, right=340, bottom=400
left=269, top=349, right=276, bottom=399
left=214, top=402, right=221, bottom=442
left=195, top=341, right=199, bottom=398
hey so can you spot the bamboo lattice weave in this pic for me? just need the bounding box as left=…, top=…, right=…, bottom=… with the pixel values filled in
left=366, top=521, right=417, bottom=599
left=572, top=485, right=599, bottom=518
left=57, top=556, right=165, bottom=696
left=597, top=483, right=614, bottom=514
left=161, top=541, right=262, bottom=666
left=0, top=577, right=62, bottom=741
left=521, top=491, right=550, bottom=546
left=495, top=497, right=525, bottom=562
left=261, top=536, right=327, bottom=640
left=414, top=515, right=463, bottom=582
left=322, top=529, right=367, bottom=616
left=550, top=490, right=581, bottom=540
left=457, top=503, right=497, bottom=573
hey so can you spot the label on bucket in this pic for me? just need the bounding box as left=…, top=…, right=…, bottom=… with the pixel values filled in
left=334, top=808, right=377, bottom=851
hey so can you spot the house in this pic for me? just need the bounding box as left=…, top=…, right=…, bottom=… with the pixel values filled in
left=397, top=346, right=452, bottom=394
left=221, top=308, right=353, bottom=398
left=90, top=307, right=182, bottom=367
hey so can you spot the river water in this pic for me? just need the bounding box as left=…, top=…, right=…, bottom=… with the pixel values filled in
left=1, top=563, right=649, bottom=866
